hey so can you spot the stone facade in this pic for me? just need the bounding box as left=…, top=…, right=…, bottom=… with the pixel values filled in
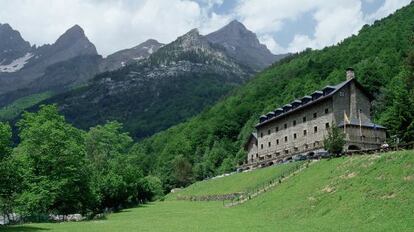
left=242, top=69, right=386, bottom=170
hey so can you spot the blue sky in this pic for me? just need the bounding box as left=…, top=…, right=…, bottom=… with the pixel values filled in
left=0, top=0, right=410, bottom=56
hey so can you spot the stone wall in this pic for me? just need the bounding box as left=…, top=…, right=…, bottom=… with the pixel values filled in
left=256, top=98, right=334, bottom=160
left=247, top=139, right=258, bottom=163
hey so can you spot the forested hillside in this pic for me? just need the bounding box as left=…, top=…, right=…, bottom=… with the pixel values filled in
left=130, top=3, right=414, bottom=190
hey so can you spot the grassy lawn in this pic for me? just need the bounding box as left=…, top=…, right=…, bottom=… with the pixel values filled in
left=4, top=150, right=414, bottom=232
left=168, top=161, right=301, bottom=199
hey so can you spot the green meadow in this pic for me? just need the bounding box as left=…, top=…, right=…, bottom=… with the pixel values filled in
left=0, top=92, right=52, bottom=120
left=4, top=150, right=414, bottom=232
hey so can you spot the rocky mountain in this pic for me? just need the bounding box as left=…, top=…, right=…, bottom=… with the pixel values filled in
left=205, top=20, right=287, bottom=71
left=100, top=39, right=163, bottom=72
left=0, top=24, right=99, bottom=95
left=2, top=20, right=287, bottom=139
left=37, top=28, right=253, bottom=139
left=0, top=23, right=32, bottom=69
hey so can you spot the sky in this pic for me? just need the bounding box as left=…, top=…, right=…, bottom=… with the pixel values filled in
left=0, top=0, right=410, bottom=56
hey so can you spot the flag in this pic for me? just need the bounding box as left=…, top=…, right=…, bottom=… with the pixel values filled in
left=343, top=111, right=350, bottom=134
left=344, top=111, right=350, bottom=124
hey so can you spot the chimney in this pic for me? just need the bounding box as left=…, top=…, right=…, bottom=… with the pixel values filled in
left=346, top=67, right=355, bottom=80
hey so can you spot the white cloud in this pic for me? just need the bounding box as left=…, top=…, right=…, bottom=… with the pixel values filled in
left=233, top=0, right=410, bottom=54
left=0, top=0, right=213, bottom=56
left=366, top=0, right=411, bottom=22
left=235, top=0, right=316, bottom=34
left=258, top=35, right=285, bottom=54
left=0, top=0, right=410, bottom=56
left=286, top=0, right=365, bottom=52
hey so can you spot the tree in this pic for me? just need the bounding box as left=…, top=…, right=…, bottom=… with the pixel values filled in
left=85, top=121, right=143, bottom=211
left=16, top=105, right=94, bottom=216
left=0, top=122, right=24, bottom=223
left=0, top=122, right=12, bottom=158
left=172, top=155, right=193, bottom=187
left=324, top=124, right=346, bottom=155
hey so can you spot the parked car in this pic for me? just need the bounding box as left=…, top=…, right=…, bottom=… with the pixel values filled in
left=293, top=154, right=307, bottom=161
left=318, top=151, right=332, bottom=159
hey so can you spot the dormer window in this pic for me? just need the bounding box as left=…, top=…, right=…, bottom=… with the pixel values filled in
left=311, top=91, right=323, bottom=100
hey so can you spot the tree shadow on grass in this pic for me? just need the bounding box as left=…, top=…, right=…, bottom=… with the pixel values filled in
left=111, top=202, right=153, bottom=214
left=1, top=225, right=50, bottom=231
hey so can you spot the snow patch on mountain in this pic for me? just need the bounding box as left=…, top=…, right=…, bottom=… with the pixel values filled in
left=0, top=52, right=33, bottom=72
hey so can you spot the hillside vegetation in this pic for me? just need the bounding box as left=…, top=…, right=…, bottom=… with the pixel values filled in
left=6, top=150, right=414, bottom=231
left=0, top=92, right=52, bottom=120
left=131, top=3, right=414, bottom=190
left=168, top=161, right=299, bottom=198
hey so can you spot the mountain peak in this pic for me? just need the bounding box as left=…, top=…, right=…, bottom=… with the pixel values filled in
left=172, top=28, right=205, bottom=49
left=138, top=39, right=162, bottom=47
left=0, top=23, right=13, bottom=31
left=67, top=24, right=84, bottom=34
left=0, top=23, right=32, bottom=66
left=57, top=25, right=86, bottom=42
left=205, top=20, right=283, bottom=70
left=226, top=20, right=247, bottom=30
left=183, top=28, right=200, bottom=37
left=52, top=24, right=97, bottom=55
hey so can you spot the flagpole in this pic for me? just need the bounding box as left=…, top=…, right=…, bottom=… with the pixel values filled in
left=359, top=109, right=362, bottom=138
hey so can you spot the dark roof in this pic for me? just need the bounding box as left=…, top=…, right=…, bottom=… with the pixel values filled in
left=256, top=78, right=374, bottom=128
left=337, top=118, right=386, bottom=129
left=244, top=132, right=258, bottom=150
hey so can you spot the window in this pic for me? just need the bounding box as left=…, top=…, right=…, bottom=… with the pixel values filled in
left=261, top=132, right=263, bottom=138
left=284, top=136, right=288, bottom=142
left=293, top=120, right=296, bottom=126
left=268, top=129, right=271, bottom=135
left=313, top=112, right=317, bottom=118
left=284, top=123, right=287, bottom=129
left=276, top=139, right=279, bottom=145
left=284, top=149, right=289, bottom=154
left=303, top=130, right=307, bottom=136
left=325, top=108, right=329, bottom=114
left=325, top=122, right=330, bottom=129
left=276, top=126, right=279, bottom=132
left=303, top=116, right=307, bottom=122
left=261, top=144, right=264, bottom=149
left=305, top=144, right=309, bottom=149
left=268, top=142, right=271, bottom=147
left=294, top=133, right=297, bottom=139
left=314, top=126, right=318, bottom=133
